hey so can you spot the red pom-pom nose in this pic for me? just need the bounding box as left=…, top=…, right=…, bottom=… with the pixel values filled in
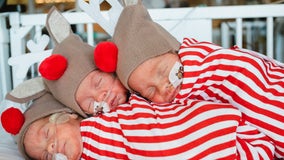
left=1, top=107, right=25, bottom=135
left=94, top=41, right=118, bottom=73
left=39, top=54, right=67, bottom=80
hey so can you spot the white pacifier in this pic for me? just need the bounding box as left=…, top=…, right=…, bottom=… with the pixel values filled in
left=168, top=61, right=183, bottom=88
left=93, top=101, right=111, bottom=115
left=53, top=153, right=68, bottom=160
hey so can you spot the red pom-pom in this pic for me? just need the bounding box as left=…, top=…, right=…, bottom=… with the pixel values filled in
left=1, top=107, right=25, bottom=135
left=94, top=41, right=118, bottom=73
left=39, top=54, right=67, bottom=80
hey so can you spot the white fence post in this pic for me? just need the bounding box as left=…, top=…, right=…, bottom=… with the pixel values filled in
left=0, top=13, right=11, bottom=101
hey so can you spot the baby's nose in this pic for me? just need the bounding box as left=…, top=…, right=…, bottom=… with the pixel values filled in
left=47, top=141, right=56, bottom=153
left=98, top=93, right=106, bottom=102
left=101, top=86, right=113, bottom=101
left=104, top=92, right=115, bottom=105
left=159, top=79, right=171, bottom=93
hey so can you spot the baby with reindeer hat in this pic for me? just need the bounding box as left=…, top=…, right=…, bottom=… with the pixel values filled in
left=0, top=0, right=278, bottom=159
left=109, top=0, right=284, bottom=158
left=1, top=77, right=82, bottom=160
left=38, top=6, right=129, bottom=118
left=1, top=1, right=277, bottom=159
left=2, top=76, right=275, bottom=159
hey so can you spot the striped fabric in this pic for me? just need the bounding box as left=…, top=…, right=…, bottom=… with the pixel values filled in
left=175, top=37, right=284, bottom=158
left=236, top=122, right=275, bottom=160
left=80, top=94, right=274, bottom=160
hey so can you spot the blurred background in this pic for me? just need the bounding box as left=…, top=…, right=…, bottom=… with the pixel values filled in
left=0, top=0, right=283, bottom=101
left=1, top=0, right=283, bottom=13
left=1, top=0, right=282, bottom=43
left=0, top=0, right=283, bottom=58
left=0, top=0, right=283, bottom=57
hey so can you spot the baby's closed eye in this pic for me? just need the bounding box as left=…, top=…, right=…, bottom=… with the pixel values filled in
left=146, top=87, right=156, bottom=99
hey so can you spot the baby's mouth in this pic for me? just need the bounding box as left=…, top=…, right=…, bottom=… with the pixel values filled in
left=94, top=90, right=124, bottom=115
left=61, top=142, right=66, bottom=156
left=56, top=141, right=66, bottom=154
left=109, top=94, right=120, bottom=109
left=168, top=85, right=180, bottom=102
left=53, top=143, right=67, bottom=160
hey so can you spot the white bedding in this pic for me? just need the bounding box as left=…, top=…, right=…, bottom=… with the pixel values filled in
left=0, top=100, right=24, bottom=159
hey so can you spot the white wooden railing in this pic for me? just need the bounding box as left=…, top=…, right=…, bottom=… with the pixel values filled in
left=1, top=4, right=284, bottom=101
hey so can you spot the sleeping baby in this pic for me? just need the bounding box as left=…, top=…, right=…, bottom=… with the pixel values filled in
left=111, top=0, right=284, bottom=158
left=2, top=87, right=275, bottom=160
left=35, top=7, right=129, bottom=118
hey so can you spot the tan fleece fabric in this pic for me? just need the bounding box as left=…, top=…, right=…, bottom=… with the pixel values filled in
left=43, top=34, right=96, bottom=118
left=113, top=2, right=180, bottom=90
left=17, top=93, right=73, bottom=160
left=46, top=6, right=72, bottom=45
left=5, top=77, right=47, bottom=103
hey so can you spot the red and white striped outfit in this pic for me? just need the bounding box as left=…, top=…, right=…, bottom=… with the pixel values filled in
left=174, top=37, right=284, bottom=158
left=80, top=94, right=274, bottom=160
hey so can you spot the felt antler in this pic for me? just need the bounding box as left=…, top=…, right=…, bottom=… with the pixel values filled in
left=78, top=0, right=123, bottom=36
left=27, top=34, right=50, bottom=52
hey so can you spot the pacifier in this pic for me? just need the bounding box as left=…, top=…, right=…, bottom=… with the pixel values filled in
left=169, top=61, right=183, bottom=88
left=53, top=153, right=68, bottom=160
left=93, top=101, right=110, bottom=115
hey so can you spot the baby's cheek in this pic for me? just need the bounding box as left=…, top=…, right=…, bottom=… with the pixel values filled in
left=81, top=105, right=89, bottom=113
left=66, top=130, right=83, bottom=160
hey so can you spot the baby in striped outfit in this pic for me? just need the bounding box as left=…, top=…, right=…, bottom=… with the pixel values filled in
left=5, top=92, right=273, bottom=160
left=112, top=1, right=284, bottom=159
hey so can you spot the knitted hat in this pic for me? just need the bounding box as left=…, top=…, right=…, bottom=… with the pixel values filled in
left=113, top=1, right=180, bottom=90
left=1, top=93, right=73, bottom=160
left=40, top=34, right=95, bottom=118
left=40, top=7, right=98, bottom=118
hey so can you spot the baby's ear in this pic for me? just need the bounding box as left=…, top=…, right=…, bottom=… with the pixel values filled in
left=6, top=77, right=47, bottom=103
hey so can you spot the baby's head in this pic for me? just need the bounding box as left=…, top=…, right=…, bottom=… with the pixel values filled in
left=113, top=1, right=181, bottom=103
left=2, top=93, right=82, bottom=160
left=40, top=7, right=128, bottom=117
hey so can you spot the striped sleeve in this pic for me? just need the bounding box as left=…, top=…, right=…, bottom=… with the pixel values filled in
left=80, top=95, right=242, bottom=160
left=236, top=121, right=275, bottom=160
left=177, top=37, right=284, bottom=158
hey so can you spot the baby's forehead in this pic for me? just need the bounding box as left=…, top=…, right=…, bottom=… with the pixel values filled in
left=26, top=116, right=50, bottom=135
